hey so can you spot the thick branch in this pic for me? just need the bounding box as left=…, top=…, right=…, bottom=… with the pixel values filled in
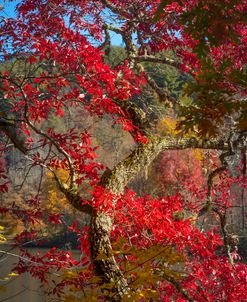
left=163, top=274, right=195, bottom=302
left=103, top=136, right=226, bottom=192
left=0, top=118, right=28, bottom=154
left=132, top=54, right=181, bottom=70
left=213, top=208, right=234, bottom=265
left=143, top=71, right=177, bottom=104
left=198, top=166, right=226, bottom=216
left=104, top=24, right=124, bottom=35
left=113, top=99, right=149, bottom=135
left=89, top=135, right=226, bottom=300
left=198, top=134, right=235, bottom=217
left=57, top=182, right=93, bottom=215
left=101, top=0, right=129, bottom=18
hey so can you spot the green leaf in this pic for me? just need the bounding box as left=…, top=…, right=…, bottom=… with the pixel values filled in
left=152, top=0, right=169, bottom=23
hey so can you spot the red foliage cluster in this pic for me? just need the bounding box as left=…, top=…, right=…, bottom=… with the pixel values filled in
left=0, top=0, right=247, bottom=301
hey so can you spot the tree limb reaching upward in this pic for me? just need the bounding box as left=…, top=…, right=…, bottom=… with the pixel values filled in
left=89, top=135, right=227, bottom=300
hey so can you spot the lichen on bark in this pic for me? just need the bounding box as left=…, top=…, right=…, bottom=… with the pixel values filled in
left=88, top=135, right=226, bottom=300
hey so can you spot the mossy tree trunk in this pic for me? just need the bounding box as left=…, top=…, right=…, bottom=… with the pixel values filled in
left=88, top=136, right=226, bottom=300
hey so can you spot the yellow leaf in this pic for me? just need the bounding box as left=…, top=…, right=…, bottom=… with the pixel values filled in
left=62, top=271, right=78, bottom=279
left=95, top=252, right=110, bottom=260
left=0, top=234, right=7, bottom=242
left=158, top=117, right=178, bottom=136
left=7, top=272, right=19, bottom=277
left=193, top=149, right=204, bottom=161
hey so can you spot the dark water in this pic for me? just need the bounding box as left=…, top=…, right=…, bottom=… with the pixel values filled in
left=0, top=246, right=80, bottom=302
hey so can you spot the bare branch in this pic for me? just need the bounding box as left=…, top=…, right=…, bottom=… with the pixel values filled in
left=132, top=54, right=182, bottom=70
left=0, top=289, right=27, bottom=302
left=0, top=118, right=28, bottom=154
left=101, top=0, right=128, bottom=18
left=213, top=208, right=234, bottom=265
left=198, top=166, right=226, bottom=217
left=142, top=70, right=177, bottom=105
left=104, top=23, right=124, bottom=35
left=24, top=155, right=93, bottom=215
left=163, top=274, right=195, bottom=302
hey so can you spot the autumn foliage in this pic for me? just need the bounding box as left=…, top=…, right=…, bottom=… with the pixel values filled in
left=0, top=0, right=247, bottom=301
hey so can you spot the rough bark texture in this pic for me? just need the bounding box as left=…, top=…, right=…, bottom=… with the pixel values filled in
left=89, top=137, right=167, bottom=300
left=89, top=136, right=226, bottom=300
left=90, top=213, right=128, bottom=301
left=59, top=182, right=93, bottom=215
left=8, top=129, right=228, bottom=300
left=223, top=133, right=247, bottom=234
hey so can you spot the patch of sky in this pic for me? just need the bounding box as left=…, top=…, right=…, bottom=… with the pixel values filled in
left=0, top=0, right=132, bottom=50
left=0, top=0, right=19, bottom=19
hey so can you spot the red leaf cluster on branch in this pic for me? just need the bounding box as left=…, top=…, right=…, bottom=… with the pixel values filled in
left=0, top=0, right=247, bottom=301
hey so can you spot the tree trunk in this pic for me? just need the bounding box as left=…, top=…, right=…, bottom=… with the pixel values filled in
left=88, top=136, right=226, bottom=300
left=89, top=137, right=169, bottom=300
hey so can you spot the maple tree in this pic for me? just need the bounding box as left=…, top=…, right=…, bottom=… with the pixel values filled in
left=0, top=0, right=247, bottom=301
